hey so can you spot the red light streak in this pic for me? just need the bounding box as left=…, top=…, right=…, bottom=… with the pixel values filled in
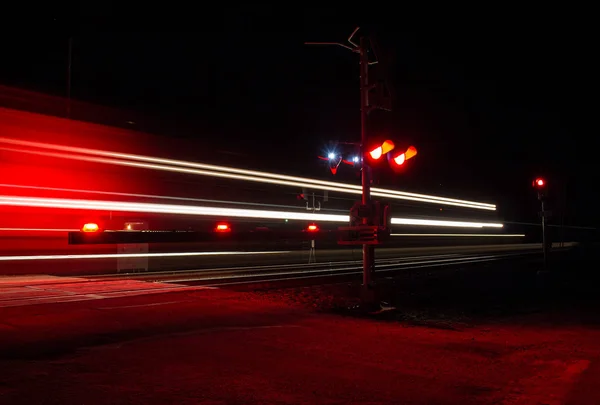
left=0, top=137, right=496, bottom=210
left=0, top=183, right=308, bottom=211
left=0, top=228, right=77, bottom=232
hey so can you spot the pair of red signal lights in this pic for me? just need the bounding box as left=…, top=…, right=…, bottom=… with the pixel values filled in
left=367, top=140, right=417, bottom=167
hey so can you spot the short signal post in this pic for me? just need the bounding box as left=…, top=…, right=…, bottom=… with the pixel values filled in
left=533, top=177, right=549, bottom=270
left=306, top=223, right=319, bottom=263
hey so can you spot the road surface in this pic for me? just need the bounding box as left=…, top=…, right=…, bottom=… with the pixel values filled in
left=0, top=275, right=599, bottom=404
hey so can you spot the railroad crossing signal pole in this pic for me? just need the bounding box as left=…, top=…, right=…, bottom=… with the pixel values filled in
left=358, top=36, right=375, bottom=287
left=306, top=27, right=389, bottom=289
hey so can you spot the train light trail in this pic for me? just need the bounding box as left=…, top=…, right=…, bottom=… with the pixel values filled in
left=391, top=233, right=525, bottom=237
left=0, top=183, right=331, bottom=212
left=0, top=228, right=78, bottom=232
left=0, top=195, right=504, bottom=228
left=5, top=146, right=495, bottom=211
left=0, top=137, right=496, bottom=210
left=0, top=250, right=291, bottom=262
left=391, top=218, right=502, bottom=228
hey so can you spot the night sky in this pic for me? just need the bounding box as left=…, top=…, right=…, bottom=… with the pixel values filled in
left=0, top=7, right=597, bottom=227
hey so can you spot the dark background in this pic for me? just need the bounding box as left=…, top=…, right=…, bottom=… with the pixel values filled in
left=0, top=5, right=597, bottom=227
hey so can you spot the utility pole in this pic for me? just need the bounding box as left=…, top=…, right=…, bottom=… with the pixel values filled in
left=358, top=35, right=375, bottom=286
left=306, top=27, right=389, bottom=289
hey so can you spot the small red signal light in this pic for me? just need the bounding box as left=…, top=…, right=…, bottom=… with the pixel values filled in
left=307, top=224, right=318, bottom=232
left=215, top=223, right=231, bottom=232
left=533, top=178, right=545, bottom=188
left=81, top=223, right=100, bottom=233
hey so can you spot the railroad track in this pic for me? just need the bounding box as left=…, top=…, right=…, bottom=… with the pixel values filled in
left=86, top=250, right=543, bottom=287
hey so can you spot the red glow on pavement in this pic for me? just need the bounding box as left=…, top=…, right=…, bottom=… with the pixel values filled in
left=1, top=279, right=599, bottom=404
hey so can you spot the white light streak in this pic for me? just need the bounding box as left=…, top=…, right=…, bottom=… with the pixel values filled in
left=3, top=146, right=494, bottom=210
left=0, top=250, right=291, bottom=262
left=0, top=137, right=496, bottom=210
left=391, top=218, right=503, bottom=228
left=0, top=195, right=504, bottom=228
left=0, top=183, right=331, bottom=212
left=391, top=233, right=523, bottom=237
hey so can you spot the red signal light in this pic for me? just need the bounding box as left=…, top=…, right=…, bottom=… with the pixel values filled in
left=391, top=146, right=417, bottom=167
left=368, top=140, right=395, bottom=160
left=307, top=224, right=318, bottom=232
left=81, top=223, right=100, bottom=233
left=533, top=178, right=545, bottom=188
left=369, top=146, right=383, bottom=160
left=215, top=223, right=231, bottom=232
left=393, top=153, right=406, bottom=165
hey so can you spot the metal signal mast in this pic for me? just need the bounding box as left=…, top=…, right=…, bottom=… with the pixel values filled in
left=306, top=27, right=392, bottom=289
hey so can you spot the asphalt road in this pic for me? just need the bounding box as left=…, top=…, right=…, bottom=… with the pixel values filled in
left=1, top=278, right=599, bottom=404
